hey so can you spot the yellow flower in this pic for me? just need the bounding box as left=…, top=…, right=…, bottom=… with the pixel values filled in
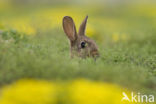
left=2, top=18, right=36, bottom=35
left=10, top=19, right=36, bottom=35
left=68, top=79, right=132, bottom=104
left=0, top=79, right=57, bottom=104
left=112, top=32, right=120, bottom=42
left=86, top=24, right=97, bottom=37
left=0, top=79, right=133, bottom=104
left=112, top=33, right=129, bottom=42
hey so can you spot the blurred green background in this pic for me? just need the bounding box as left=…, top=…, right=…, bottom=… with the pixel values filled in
left=0, top=0, right=156, bottom=102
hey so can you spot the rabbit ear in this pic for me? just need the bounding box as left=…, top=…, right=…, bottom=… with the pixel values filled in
left=63, top=16, right=77, bottom=42
left=79, top=15, right=88, bottom=36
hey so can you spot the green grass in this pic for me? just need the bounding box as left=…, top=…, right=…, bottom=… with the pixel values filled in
left=0, top=4, right=156, bottom=96
left=0, top=29, right=156, bottom=96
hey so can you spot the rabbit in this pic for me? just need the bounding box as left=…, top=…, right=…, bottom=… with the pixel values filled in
left=62, top=16, right=99, bottom=59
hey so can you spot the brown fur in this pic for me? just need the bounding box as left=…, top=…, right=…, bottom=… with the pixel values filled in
left=63, top=16, right=99, bottom=59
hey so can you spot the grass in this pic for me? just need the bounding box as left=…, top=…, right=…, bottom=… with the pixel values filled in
left=0, top=29, right=156, bottom=95
left=0, top=4, right=156, bottom=96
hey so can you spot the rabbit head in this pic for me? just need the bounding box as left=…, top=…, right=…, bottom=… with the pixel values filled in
left=63, top=16, right=99, bottom=59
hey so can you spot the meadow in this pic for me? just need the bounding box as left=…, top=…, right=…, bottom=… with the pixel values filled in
left=0, top=1, right=156, bottom=104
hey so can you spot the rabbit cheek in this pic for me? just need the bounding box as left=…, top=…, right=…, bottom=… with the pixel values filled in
left=79, top=48, right=90, bottom=58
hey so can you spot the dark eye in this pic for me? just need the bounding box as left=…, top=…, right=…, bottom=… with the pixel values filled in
left=81, top=42, right=86, bottom=48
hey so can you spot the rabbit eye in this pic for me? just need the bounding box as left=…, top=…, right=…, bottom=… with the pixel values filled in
left=81, top=42, right=86, bottom=48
